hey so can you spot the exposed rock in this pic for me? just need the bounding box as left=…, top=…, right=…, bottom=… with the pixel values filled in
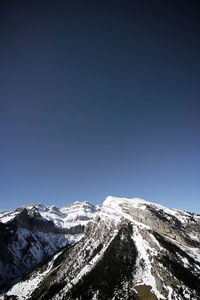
left=9, top=208, right=61, bottom=233
left=133, top=285, right=158, bottom=300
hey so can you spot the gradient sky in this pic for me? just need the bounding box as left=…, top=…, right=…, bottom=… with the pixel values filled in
left=1, top=1, right=200, bottom=212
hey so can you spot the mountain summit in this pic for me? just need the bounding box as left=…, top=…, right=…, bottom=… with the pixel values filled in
left=1, top=197, right=200, bottom=299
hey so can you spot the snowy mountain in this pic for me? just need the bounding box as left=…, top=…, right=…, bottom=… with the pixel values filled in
left=1, top=196, right=200, bottom=299
left=0, top=201, right=99, bottom=230
left=0, top=201, right=99, bottom=294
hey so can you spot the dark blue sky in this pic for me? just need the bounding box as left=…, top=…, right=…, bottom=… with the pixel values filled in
left=1, top=1, right=200, bottom=212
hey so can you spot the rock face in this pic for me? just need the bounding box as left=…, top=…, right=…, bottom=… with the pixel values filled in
left=133, top=285, right=158, bottom=300
left=2, top=196, right=200, bottom=300
left=10, top=208, right=60, bottom=233
left=0, top=202, right=99, bottom=294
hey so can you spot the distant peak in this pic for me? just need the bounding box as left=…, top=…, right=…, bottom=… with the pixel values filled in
left=34, top=203, right=44, bottom=208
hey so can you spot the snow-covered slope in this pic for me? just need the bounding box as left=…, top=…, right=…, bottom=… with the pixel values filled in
left=4, top=196, right=200, bottom=300
left=0, top=201, right=99, bottom=294
left=102, top=196, right=200, bottom=246
left=2, top=249, right=64, bottom=299
left=0, top=201, right=100, bottom=229
left=38, top=201, right=100, bottom=228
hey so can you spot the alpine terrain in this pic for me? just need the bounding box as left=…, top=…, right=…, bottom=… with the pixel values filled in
left=1, top=196, right=200, bottom=300
left=0, top=201, right=99, bottom=295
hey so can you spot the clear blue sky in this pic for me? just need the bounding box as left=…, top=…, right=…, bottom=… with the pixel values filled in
left=1, top=1, right=200, bottom=213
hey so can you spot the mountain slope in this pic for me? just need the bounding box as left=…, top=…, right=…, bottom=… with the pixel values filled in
left=0, top=201, right=99, bottom=294
left=4, top=196, right=200, bottom=300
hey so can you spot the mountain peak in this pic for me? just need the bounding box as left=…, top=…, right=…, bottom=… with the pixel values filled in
left=103, top=195, right=148, bottom=207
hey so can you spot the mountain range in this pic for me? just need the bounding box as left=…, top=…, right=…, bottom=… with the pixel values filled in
left=0, top=196, right=200, bottom=299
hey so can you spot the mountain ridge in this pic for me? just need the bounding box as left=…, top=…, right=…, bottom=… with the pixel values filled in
left=1, top=196, right=200, bottom=299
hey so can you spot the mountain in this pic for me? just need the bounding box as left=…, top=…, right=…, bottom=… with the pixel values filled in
left=0, top=201, right=99, bottom=294
left=1, top=196, right=200, bottom=300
